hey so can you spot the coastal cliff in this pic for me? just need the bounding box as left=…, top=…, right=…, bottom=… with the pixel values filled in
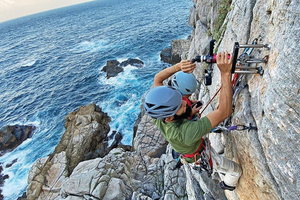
left=26, top=0, right=300, bottom=199
left=185, top=0, right=300, bottom=199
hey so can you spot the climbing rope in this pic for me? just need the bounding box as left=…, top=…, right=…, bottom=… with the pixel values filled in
left=198, top=86, right=221, bottom=117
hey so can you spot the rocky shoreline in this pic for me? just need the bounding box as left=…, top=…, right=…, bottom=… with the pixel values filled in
left=24, top=101, right=227, bottom=200
left=25, top=104, right=201, bottom=200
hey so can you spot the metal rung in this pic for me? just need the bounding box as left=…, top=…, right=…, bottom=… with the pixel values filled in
left=236, top=66, right=259, bottom=70
left=235, top=70, right=259, bottom=74
left=235, top=69, right=264, bottom=76
left=239, top=44, right=269, bottom=48
left=244, top=59, right=267, bottom=63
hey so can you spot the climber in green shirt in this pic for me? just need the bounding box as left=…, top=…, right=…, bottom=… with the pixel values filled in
left=143, top=51, right=242, bottom=191
left=152, top=116, right=211, bottom=154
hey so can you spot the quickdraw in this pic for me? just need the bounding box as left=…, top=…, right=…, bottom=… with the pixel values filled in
left=213, top=123, right=258, bottom=134
left=227, top=123, right=258, bottom=132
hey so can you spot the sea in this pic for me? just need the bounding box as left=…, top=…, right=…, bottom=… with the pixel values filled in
left=0, top=0, right=193, bottom=199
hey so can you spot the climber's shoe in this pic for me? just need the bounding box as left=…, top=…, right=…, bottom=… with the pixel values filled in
left=219, top=181, right=236, bottom=191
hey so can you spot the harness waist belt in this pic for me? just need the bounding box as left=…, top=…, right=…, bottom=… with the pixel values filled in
left=182, top=138, right=204, bottom=158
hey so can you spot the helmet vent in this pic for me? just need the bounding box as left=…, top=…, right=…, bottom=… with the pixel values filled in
left=173, top=80, right=179, bottom=87
left=156, top=105, right=170, bottom=110
left=146, top=103, right=155, bottom=108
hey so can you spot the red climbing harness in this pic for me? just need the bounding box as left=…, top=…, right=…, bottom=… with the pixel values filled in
left=181, top=138, right=213, bottom=176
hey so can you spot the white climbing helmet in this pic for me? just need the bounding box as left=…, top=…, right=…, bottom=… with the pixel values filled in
left=171, top=71, right=197, bottom=95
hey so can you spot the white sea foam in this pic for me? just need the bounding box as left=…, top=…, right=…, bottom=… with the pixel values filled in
left=71, top=39, right=112, bottom=53
left=97, top=65, right=141, bottom=145
left=1, top=148, right=33, bottom=197
left=2, top=163, right=30, bottom=198
left=20, top=58, right=37, bottom=67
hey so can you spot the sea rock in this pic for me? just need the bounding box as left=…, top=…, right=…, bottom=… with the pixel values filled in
left=160, top=47, right=172, bottom=63
left=102, top=58, right=144, bottom=78
left=101, top=60, right=123, bottom=78
left=120, top=58, right=144, bottom=68
left=5, top=158, right=18, bottom=168
left=0, top=125, right=36, bottom=155
left=0, top=165, right=9, bottom=200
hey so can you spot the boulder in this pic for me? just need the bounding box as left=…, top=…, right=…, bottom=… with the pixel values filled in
left=0, top=125, right=36, bottom=155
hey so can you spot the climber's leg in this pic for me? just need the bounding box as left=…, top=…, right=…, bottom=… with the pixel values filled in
left=210, top=147, right=242, bottom=187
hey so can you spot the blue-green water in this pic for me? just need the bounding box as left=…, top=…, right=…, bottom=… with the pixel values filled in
left=0, top=0, right=193, bottom=198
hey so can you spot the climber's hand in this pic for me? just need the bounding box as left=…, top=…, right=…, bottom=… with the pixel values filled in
left=191, top=103, right=201, bottom=116
left=216, top=51, right=232, bottom=75
left=178, top=60, right=196, bottom=73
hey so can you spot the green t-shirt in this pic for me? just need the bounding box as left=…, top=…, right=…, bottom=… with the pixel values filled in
left=153, top=117, right=212, bottom=154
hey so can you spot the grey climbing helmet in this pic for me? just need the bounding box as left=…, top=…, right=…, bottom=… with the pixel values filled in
left=171, top=71, right=197, bottom=95
left=143, top=86, right=182, bottom=119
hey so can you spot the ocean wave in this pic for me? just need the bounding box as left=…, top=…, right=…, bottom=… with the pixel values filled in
left=70, top=39, right=112, bottom=53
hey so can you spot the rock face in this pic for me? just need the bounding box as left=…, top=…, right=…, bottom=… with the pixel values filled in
left=185, top=0, right=300, bottom=200
left=60, top=146, right=188, bottom=200
left=0, top=125, right=36, bottom=156
left=160, top=39, right=191, bottom=64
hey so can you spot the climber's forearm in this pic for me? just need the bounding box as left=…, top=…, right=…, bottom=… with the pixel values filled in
left=218, top=73, right=232, bottom=118
left=153, top=63, right=180, bottom=87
